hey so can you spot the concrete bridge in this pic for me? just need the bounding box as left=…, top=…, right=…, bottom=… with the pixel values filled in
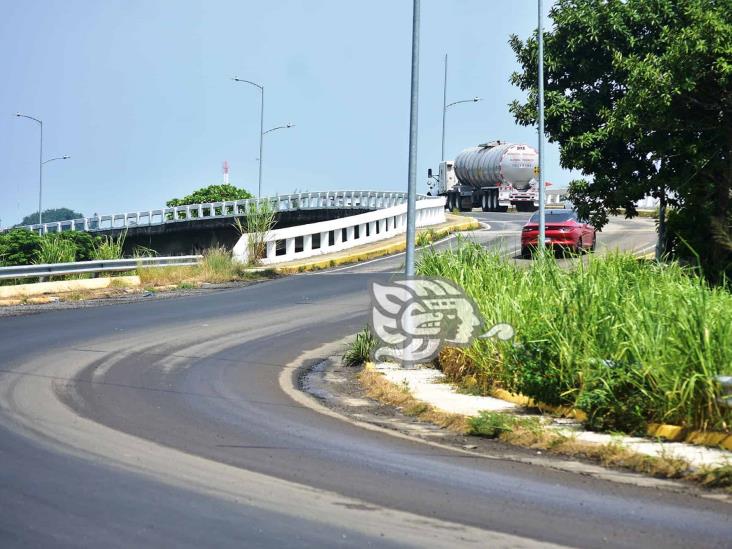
left=9, top=191, right=412, bottom=256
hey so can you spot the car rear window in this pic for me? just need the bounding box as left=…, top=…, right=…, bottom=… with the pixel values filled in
left=529, top=211, right=577, bottom=223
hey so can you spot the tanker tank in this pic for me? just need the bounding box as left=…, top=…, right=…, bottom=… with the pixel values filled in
left=453, top=142, right=538, bottom=191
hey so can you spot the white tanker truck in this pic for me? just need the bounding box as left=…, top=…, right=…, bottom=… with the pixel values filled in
left=427, top=141, right=540, bottom=212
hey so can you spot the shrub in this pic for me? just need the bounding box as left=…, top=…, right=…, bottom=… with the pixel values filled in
left=0, top=229, right=41, bottom=266
left=57, top=232, right=98, bottom=261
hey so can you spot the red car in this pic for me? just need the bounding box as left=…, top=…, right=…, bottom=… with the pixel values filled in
left=521, top=210, right=596, bottom=258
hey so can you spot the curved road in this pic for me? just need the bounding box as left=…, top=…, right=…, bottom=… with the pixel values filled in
left=1, top=214, right=728, bottom=548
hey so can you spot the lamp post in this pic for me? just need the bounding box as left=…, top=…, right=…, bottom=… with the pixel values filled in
left=15, top=113, right=43, bottom=224
left=440, top=55, right=481, bottom=161
left=232, top=77, right=265, bottom=197
left=405, top=0, right=420, bottom=278
left=537, top=0, right=547, bottom=248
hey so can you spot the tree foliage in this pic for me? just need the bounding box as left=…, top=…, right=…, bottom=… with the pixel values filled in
left=166, top=184, right=253, bottom=207
left=0, top=229, right=100, bottom=266
left=0, top=229, right=42, bottom=266
left=19, top=208, right=84, bottom=226
left=509, top=0, right=732, bottom=280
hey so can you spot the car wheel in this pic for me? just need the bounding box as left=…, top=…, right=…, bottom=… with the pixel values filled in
left=521, top=246, right=531, bottom=259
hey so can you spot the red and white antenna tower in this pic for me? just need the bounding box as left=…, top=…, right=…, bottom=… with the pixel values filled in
left=222, top=161, right=230, bottom=184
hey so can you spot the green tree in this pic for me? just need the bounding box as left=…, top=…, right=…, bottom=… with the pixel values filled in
left=167, top=184, right=254, bottom=218
left=19, top=208, right=84, bottom=226
left=509, top=0, right=732, bottom=280
left=167, top=184, right=253, bottom=207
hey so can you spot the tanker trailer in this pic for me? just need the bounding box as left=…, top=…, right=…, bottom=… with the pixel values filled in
left=427, top=141, right=539, bottom=212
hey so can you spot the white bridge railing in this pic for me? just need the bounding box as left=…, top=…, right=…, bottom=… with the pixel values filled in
left=233, top=197, right=446, bottom=265
left=8, top=191, right=412, bottom=235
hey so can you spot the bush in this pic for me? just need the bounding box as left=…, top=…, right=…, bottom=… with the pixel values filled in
left=0, top=229, right=41, bottom=266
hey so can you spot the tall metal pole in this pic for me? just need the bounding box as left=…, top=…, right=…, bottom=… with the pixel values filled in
left=405, top=0, right=420, bottom=277
left=258, top=86, right=264, bottom=198
left=440, top=53, right=447, bottom=161
left=16, top=113, right=44, bottom=225
left=537, top=0, right=546, bottom=248
left=232, top=78, right=265, bottom=197
left=38, top=121, right=43, bottom=226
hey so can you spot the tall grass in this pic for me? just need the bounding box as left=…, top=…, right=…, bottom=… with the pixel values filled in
left=34, top=235, right=76, bottom=264
left=92, top=230, right=126, bottom=260
left=417, top=242, right=732, bottom=433
left=240, top=201, right=276, bottom=265
left=137, top=246, right=252, bottom=286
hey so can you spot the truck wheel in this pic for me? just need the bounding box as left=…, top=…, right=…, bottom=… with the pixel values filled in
left=459, top=196, right=472, bottom=212
left=481, top=190, right=498, bottom=212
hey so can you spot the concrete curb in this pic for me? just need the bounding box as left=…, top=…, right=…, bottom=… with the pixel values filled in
left=490, top=387, right=732, bottom=451
left=273, top=216, right=480, bottom=274
left=0, top=276, right=140, bottom=299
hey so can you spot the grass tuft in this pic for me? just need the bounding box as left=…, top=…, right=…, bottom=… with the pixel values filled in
left=342, top=327, right=376, bottom=367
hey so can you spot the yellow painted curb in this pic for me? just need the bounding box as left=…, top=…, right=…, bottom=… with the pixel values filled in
left=371, top=361, right=732, bottom=451
left=275, top=217, right=479, bottom=274
left=646, top=423, right=732, bottom=451
left=0, top=276, right=140, bottom=299
left=491, top=388, right=588, bottom=422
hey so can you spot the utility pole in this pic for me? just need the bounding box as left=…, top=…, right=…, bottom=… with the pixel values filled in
left=537, top=0, right=547, bottom=248
left=232, top=78, right=265, bottom=198
left=441, top=53, right=448, bottom=161
left=404, top=0, right=420, bottom=277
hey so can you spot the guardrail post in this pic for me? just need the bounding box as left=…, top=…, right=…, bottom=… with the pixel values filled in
left=368, top=221, right=376, bottom=240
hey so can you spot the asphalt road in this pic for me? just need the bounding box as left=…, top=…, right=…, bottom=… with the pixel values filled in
left=1, top=213, right=728, bottom=548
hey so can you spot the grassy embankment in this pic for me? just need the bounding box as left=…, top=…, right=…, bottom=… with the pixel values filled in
left=416, top=242, right=732, bottom=435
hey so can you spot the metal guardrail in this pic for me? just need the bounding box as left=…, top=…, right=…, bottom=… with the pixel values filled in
left=3, top=191, right=414, bottom=235
left=0, top=256, right=202, bottom=280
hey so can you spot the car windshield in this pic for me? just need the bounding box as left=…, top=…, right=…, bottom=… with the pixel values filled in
left=528, top=210, right=577, bottom=223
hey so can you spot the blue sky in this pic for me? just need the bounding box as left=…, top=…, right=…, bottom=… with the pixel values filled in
left=0, top=0, right=569, bottom=227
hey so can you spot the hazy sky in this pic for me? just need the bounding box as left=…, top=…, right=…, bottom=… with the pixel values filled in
left=0, top=0, right=568, bottom=227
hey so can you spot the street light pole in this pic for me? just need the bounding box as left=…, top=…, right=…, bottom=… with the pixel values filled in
left=405, top=0, right=420, bottom=277
left=537, top=0, right=547, bottom=248
left=15, top=113, right=43, bottom=224
left=232, top=78, right=265, bottom=198
left=441, top=53, right=448, bottom=161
